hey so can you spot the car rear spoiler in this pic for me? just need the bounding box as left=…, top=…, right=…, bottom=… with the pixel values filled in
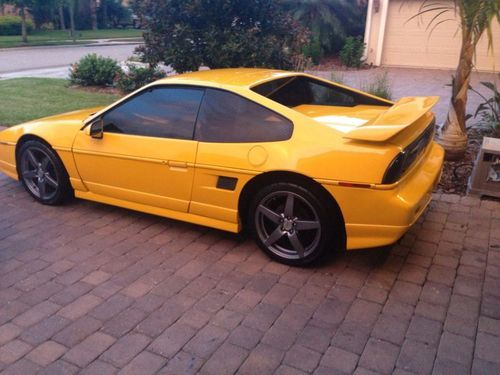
left=343, top=96, right=439, bottom=142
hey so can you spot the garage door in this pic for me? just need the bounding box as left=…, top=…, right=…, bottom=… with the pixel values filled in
left=382, top=0, right=499, bottom=71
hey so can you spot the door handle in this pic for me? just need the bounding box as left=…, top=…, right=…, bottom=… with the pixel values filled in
left=167, top=160, right=188, bottom=169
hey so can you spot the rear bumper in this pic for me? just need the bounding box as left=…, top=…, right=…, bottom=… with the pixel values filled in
left=323, top=142, right=444, bottom=249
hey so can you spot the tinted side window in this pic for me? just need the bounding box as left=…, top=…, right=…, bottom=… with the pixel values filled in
left=195, top=89, right=293, bottom=143
left=103, top=87, right=204, bottom=140
left=268, top=77, right=355, bottom=107
left=251, top=77, right=296, bottom=97
left=252, top=76, right=387, bottom=107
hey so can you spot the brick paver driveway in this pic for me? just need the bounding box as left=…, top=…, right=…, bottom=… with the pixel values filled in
left=0, top=171, right=499, bottom=374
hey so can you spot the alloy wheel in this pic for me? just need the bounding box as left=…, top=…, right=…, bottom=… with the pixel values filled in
left=20, top=147, right=59, bottom=201
left=255, top=191, right=322, bottom=260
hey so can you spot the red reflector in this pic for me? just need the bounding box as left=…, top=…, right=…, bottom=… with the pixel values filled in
left=338, top=182, right=371, bottom=188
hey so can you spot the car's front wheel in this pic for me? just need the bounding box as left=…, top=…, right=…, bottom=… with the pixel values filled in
left=249, top=182, right=340, bottom=266
left=18, top=140, right=72, bottom=205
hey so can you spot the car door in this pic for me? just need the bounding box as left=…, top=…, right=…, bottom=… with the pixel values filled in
left=72, top=86, right=205, bottom=213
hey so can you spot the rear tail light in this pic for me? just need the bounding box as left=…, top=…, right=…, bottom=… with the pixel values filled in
left=382, top=121, right=435, bottom=184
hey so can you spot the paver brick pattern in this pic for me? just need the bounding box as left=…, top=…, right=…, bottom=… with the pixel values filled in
left=0, top=173, right=499, bottom=374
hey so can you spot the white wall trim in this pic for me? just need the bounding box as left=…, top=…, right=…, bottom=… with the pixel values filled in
left=363, top=0, right=374, bottom=60
left=375, top=0, right=390, bottom=66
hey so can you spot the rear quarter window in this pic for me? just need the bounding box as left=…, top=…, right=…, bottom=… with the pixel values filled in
left=195, top=89, right=293, bottom=143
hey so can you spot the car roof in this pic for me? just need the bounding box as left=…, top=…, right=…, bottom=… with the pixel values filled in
left=156, top=68, right=300, bottom=88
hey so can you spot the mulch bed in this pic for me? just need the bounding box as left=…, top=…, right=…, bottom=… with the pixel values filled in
left=436, top=126, right=492, bottom=195
left=307, top=56, right=373, bottom=71
left=69, top=85, right=123, bottom=95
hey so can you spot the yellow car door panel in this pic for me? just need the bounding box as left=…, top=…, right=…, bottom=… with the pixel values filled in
left=72, top=86, right=204, bottom=212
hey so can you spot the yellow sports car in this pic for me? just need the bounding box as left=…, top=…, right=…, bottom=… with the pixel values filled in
left=0, top=69, right=444, bottom=265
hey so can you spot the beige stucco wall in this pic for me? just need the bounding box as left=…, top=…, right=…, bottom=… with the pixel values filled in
left=365, top=0, right=500, bottom=72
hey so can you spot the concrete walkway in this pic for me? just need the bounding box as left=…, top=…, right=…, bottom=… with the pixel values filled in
left=0, top=172, right=499, bottom=374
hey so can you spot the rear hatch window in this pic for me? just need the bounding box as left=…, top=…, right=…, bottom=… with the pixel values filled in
left=251, top=76, right=389, bottom=108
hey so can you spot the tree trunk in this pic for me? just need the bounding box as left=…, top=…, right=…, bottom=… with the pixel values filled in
left=437, top=30, right=475, bottom=160
left=59, top=5, right=66, bottom=30
left=68, top=0, right=76, bottom=42
left=102, top=0, right=108, bottom=29
left=90, top=0, right=98, bottom=30
left=20, top=4, right=28, bottom=43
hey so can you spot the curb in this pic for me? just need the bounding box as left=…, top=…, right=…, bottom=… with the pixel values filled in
left=0, top=40, right=143, bottom=52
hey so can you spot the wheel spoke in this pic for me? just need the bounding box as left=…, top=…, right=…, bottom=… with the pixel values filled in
left=295, top=220, right=320, bottom=230
left=264, top=226, right=285, bottom=246
left=37, top=179, right=46, bottom=198
left=45, top=175, right=58, bottom=188
left=284, top=193, right=294, bottom=217
left=258, top=205, right=281, bottom=224
left=26, top=150, right=38, bottom=167
left=22, top=170, right=37, bottom=179
left=288, top=232, right=305, bottom=258
left=41, top=157, right=50, bottom=170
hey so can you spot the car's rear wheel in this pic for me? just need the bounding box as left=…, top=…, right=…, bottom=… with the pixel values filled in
left=18, top=140, right=72, bottom=205
left=249, top=182, right=340, bottom=266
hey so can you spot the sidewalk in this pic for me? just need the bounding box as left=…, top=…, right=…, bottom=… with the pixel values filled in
left=0, top=38, right=143, bottom=52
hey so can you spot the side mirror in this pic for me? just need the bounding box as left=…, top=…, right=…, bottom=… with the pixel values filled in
left=86, top=119, right=103, bottom=139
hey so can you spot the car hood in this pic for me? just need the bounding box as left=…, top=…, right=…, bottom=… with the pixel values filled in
left=0, top=107, right=105, bottom=148
left=22, top=106, right=105, bottom=126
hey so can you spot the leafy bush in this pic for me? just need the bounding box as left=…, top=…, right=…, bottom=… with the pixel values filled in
left=471, top=80, right=500, bottom=136
left=361, top=72, right=392, bottom=100
left=0, top=16, right=34, bottom=36
left=70, top=54, right=120, bottom=87
left=302, top=38, right=322, bottom=65
left=40, top=22, right=55, bottom=31
left=115, top=64, right=166, bottom=93
left=133, top=0, right=309, bottom=73
left=98, top=0, right=133, bottom=29
left=282, top=1, right=367, bottom=58
left=339, top=36, right=365, bottom=68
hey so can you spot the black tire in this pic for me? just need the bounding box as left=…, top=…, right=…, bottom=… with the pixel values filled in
left=17, top=140, right=72, bottom=205
left=248, top=182, right=343, bottom=266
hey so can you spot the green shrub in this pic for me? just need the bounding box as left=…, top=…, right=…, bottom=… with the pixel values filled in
left=0, top=15, right=34, bottom=36
left=302, top=38, right=322, bottom=65
left=40, top=22, right=55, bottom=31
left=471, top=80, right=500, bottom=136
left=361, top=71, right=392, bottom=100
left=115, top=64, right=166, bottom=93
left=339, top=36, right=365, bottom=68
left=133, top=0, right=309, bottom=73
left=70, top=54, right=121, bottom=87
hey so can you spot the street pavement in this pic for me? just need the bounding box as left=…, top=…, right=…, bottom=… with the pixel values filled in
left=0, top=171, right=499, bottom=374
left=0, top=43, right=140, bottom=79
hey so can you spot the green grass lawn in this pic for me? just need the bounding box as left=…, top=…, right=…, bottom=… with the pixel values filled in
left=0, top=29, right=142, bottom=48
left=0, top=78, right=120, bottom=126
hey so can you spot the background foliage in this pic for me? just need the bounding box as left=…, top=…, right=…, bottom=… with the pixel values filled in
left=133, top=0, right=310, bottom=73
left=0, top=15, right=33, bottom=34
left=281, top=0, right=367, bottom=62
